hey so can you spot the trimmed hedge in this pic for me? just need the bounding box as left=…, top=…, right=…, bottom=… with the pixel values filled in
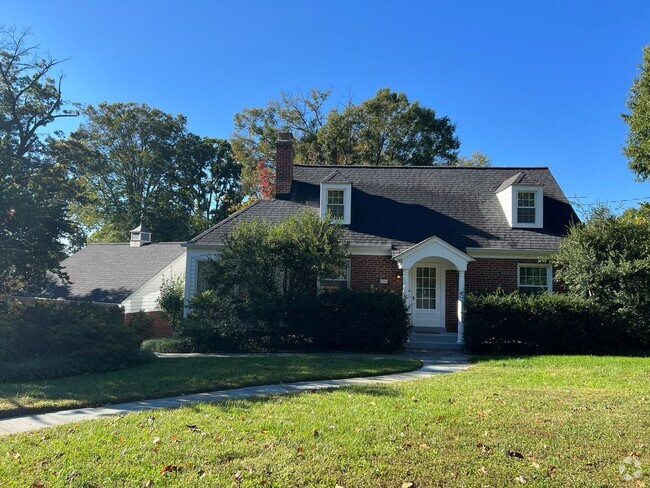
left=463, top=292, right=621, bottom=354
left=0, top=301, right=153, bottom=382
left=176, top=289, right=411, bottom=353
left=141, top=337, right=199, bottom=353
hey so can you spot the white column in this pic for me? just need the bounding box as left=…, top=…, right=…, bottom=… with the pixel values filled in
left=402, top=267, right=412, bottom=311
left=457, top=270, right=466, bottom=344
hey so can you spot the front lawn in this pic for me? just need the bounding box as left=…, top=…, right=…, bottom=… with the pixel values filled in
left=1, top=355, right=648, bottom=486
left=0, top=355, right=420, bottom=419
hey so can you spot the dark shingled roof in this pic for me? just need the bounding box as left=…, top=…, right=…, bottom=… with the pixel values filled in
left=190, top=165, right=578, bottom=253
left=39, top=242, right=185, bottom=303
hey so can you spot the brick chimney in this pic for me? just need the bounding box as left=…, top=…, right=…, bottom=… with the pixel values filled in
left=275, top=132, right=294, bottom=196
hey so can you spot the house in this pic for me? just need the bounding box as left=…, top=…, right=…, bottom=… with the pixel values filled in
left=35, top=225, right=186, bottom=337
left=183, top=133, right=578, bottom=345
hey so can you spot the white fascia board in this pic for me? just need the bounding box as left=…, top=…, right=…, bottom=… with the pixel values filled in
left=466, top=248, right=556, bottom=259
left=347, top=245, right=393, bottom=256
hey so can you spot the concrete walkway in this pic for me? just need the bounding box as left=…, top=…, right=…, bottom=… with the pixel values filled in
left=0, top=354, right=470, bottom=436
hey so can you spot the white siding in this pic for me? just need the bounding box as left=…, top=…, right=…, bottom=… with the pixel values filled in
left=121, top=252, right=187, bottom=314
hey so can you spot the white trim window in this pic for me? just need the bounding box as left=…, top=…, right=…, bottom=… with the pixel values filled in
left=319, top=260, right=350, bottom=292
left=319, top=183, right=352, bottom=224
left=517, top=191, right=536, bottom=224
left=327, top=189, right=345, bottom=219
left=196, top=260, right=210, bottom=294
left=518, top=264, right=552, bottom=294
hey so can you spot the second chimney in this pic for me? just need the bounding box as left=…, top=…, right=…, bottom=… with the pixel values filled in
left=275, top=132, right=294, bottom=196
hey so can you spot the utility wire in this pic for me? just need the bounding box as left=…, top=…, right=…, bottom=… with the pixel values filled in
left=569, top=196, right=650, bottom=207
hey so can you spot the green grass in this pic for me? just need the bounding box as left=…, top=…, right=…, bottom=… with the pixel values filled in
left=1, top=356, right=648, bottom=487
left=0, top=355, right=420, bottom=419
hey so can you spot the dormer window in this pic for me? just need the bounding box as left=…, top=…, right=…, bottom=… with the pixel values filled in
left=517, top=191, right=536, bottom=224
left=327, top=189, right=345, bottom=219
left=320, top=170, right=352, bottom=225
left=496, top=173, right=543, bottom=229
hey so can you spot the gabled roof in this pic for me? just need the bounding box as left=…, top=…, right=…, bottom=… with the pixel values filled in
left=39, top=242, right=185, bottom=303
left=495, top=172, right=543, bottom=193
left=190, top=165, right=578, bottom=253
left=320, top=170, right=351, bottom=184
left=186, top=199, right=316, bottom=246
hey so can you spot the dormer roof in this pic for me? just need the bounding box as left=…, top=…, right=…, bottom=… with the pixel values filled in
left=320, top=170, right=351, bottom=184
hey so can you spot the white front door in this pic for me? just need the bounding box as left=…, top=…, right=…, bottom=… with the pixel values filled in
left=411, top=265, right=443, bottom=329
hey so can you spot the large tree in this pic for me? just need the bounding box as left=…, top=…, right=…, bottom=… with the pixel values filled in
left=623, top=46, right=650, bottom=181
left=232, top=88, right=462, bottom=196
left=175, top=134, right=242, bottom=236
left=53, top=102, right=187, bottom=242
left=54, top=103, right=242, bottom=242
left=0, top=27, right=79, bottom=298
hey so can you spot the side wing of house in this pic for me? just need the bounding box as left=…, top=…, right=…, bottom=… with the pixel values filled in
left=121, top=251, right=186, bottom=314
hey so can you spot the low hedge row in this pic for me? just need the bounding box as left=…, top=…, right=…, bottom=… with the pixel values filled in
left=165, top=289, right=411, bottom=353
left=463, top=292, right=621, bottom=354
left=0, top=301, right=153, bottom=382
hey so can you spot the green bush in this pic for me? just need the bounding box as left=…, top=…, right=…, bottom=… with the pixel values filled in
left=181, top=289, right=411, bottom=353
left=141, top=337, right=199, bottom=353
left=289, top=290, right=411, bottom=352
left=463, top=292, right=622, bottom=354
left=157, top=276, right=184, bottom=332
left=0, top=300, right=153, bottom=381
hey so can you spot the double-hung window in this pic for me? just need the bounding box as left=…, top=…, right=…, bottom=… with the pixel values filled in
left=517, top=191, right=536, bottom=224
left=518, top=265, right=552, bottom=294
left=319, top=260, right=350, bottom=292
left=327, top=189, right=345, bottom=220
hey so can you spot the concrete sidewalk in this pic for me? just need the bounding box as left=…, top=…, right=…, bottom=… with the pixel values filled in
left=0, top=355, right=470, bottom=436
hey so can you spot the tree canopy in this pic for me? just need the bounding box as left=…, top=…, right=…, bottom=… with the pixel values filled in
left=232, top=88, right=463, bottom=196
left=53, top=103, right=242, bottom=242
left=0, top=27, right=80, bottom=298
left=553, top=206, right=650, bottom=346
left=623, top=45, right=650, bottom=181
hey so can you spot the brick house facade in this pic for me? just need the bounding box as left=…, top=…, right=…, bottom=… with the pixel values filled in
left=183, top=133, right=577, bottom=344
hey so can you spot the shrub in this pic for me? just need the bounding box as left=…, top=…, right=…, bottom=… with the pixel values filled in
left=157, top=276, right=184, bottom=332
left=141, top=337, right=199, bottom=353
left=0, top=300, right=153, bottom=381
left=290, top=290, right=411, bottom=352
left=463, top=291, right=622, bottom=354
left=180, top=289, right=410, bottom=353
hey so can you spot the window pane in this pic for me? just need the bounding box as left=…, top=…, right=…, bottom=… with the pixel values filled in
left=414, top=266, right=436, bottom=309
left=517, top=207, right=536, bottom=224
left=518, top=266, right=550, bottom=294
left=320, top=260, right=350, bottom=292
left=197, top=261, right=209, bottom=293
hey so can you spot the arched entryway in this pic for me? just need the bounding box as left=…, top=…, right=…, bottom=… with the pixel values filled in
left=394, top=236, right=474, bottom=344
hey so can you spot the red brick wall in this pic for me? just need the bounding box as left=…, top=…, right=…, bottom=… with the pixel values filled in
left=349, top=255, right=403, bottom=293
left=275, top=135, right=294, bottom=195
left=123, top=311, right=173, bottom=338
left=445, top=270, right=459, bottom=332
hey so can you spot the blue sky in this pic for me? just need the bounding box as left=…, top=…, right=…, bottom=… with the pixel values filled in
left=5, top=0, right=650, bottom=213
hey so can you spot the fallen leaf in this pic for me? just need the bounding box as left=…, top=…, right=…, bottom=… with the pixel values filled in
left=152, top=437, right=161, bottom=445
left=547, top=466, right=557, bottom=478
left=476, top=442, right=492, bottom=454
left=29, top=484, right=44, bottom=488
left=479, top=466, right=487, bottom=474
left=419, top=443, right=430, bottom=450
left=297, top=446, right=305, bottom=453
left=516, top=475, right=527, bottom=484
left=161, top=465, right=181, bottom=475
left=507, top=450, right=525, bottom=459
